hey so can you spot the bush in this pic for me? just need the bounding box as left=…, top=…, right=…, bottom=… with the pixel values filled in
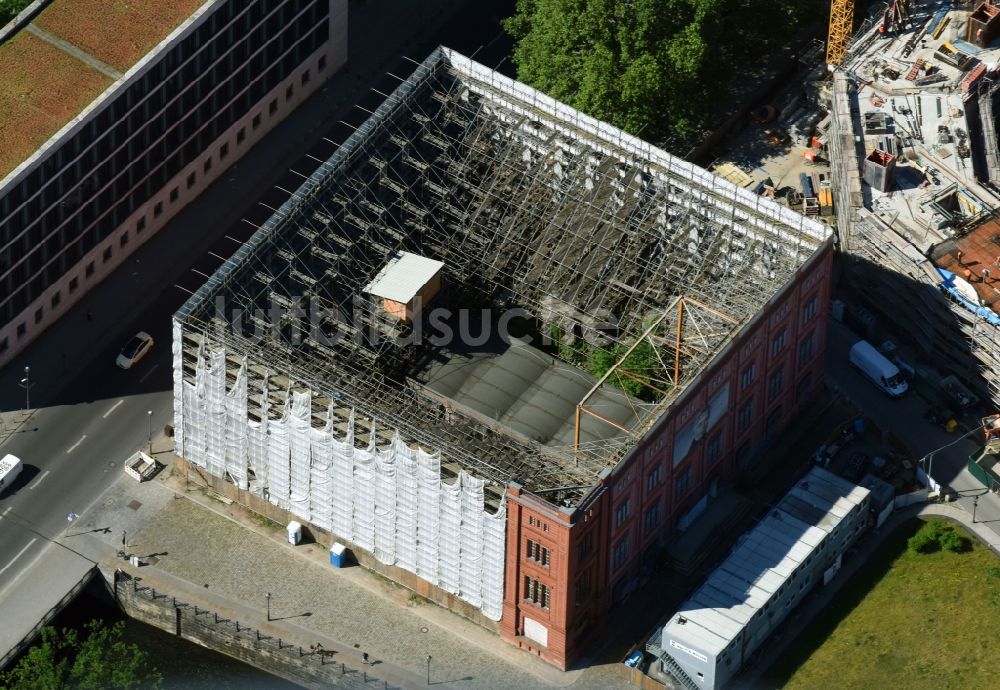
left=907, top=529, right=940, bottom=554
left=908, top=520, right=970, bottom=555
left=939, top=530, right=970, bottom=553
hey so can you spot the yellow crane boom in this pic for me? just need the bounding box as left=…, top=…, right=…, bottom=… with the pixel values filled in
left=827, top=0, right=855, bottom=66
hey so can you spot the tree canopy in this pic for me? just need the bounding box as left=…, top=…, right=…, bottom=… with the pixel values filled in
left=0, top=0, right=33, bottom=26
left=1, top=620, right=162, bottom=690
left=504, top=0, right=807, bottom=151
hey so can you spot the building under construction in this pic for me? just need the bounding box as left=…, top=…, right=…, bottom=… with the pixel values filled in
left=826, top=2, right=1000, bottom=410
left=172, top=47, right=833, bottom=668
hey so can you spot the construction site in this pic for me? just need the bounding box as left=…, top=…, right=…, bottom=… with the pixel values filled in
left=633, top=1, right=1000, bottom=687
left=709, top=0, right=1000, bottom=413
left=172, top=45, right=830, bottom=666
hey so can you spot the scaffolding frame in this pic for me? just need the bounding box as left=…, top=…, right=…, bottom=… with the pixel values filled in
left=175, top=48, right=828, bottom=507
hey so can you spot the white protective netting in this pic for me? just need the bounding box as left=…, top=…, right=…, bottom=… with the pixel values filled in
left=173, top=343, right=507, bottom=620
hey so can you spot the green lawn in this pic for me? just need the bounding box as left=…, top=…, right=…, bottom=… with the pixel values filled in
left=761, top=519, right=1000, bottom=690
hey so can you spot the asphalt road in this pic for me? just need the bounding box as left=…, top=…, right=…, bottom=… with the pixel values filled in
left=825, top=318, right=1000, bottom=528
left=0, top=0, right=514, bottom=621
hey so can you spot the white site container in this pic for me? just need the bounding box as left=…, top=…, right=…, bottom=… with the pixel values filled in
left=287, top=521, right=302, bottom=545
left=0, top=454, right=23, bottom=493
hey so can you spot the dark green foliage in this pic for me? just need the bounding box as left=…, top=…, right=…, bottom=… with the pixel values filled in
left=1, top=620, right=163, bottom=690
left=907, top=528, right=940, bottom=554
left=0, top=0, right=33, bottom=26
left=939, top=529, right=970, bottom=554
left=907, top=520, right=970, bottom=555
left=503, top=0, right=808, bottom=151
left=588, top=338, right=661, bottom=401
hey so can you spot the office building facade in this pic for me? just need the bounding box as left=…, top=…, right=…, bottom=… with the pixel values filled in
left=0, top=0, right=347, bottom=368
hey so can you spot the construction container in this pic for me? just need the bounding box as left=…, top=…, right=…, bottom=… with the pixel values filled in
left=287, top=520, right=302, bottom=545
left=330, top=543, right=347, bottom=567
left=863, top=149, right=897, bottom=192
left=799, top=172, right=815, bottom=198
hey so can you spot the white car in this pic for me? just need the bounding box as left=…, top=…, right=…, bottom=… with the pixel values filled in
left=116, top=331, right=154, bottom=369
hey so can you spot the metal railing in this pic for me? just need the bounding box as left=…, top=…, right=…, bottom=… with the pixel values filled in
left=115, top=570, right=399, bottom=689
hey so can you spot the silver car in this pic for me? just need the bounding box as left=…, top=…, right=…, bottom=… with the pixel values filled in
left=116, top=331, right=154, bottom=369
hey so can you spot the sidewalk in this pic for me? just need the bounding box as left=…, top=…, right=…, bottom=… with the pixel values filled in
left=123, top=458, right=629, bottom=690
left=0, top=409, right=33, bottom=446
left=731, top=499, right=996, bottom=690
left=110, top=561, right=425, bottom=690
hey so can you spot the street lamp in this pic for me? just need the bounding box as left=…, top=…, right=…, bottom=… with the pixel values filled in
left=426, top=655, right=431, bottom=686
left=973, top=495, right=980, bottom=524
left=265, top=591, right=271, bottom=621
left=147, top=410, right=153, bottom=455
left=19, top=366, right=30, bottom=411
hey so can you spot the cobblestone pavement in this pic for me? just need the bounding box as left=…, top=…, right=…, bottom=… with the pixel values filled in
left=130, top=477, right=631, bottom=690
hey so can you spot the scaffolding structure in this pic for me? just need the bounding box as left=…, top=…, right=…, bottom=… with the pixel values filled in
left=175, top=46, right=827, bottom=505
left=172, top=48, right=828, bottom=615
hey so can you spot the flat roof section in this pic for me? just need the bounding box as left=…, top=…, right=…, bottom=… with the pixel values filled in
left=663, top=466, right=868, bottom=657
left=34, top=0, right=207, bottom=73
left=0, top=0, right=208, bottom=180
left=0, top=31, right=111, bottom=178
left=364, top=251, right=445, bottom=303
left=934, top=219, right=1000, bottom=317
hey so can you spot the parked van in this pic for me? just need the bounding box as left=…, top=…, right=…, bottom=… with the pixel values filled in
left=849, top=340, right=908, bottom=397
left=0, top=454, right=22, bottom=494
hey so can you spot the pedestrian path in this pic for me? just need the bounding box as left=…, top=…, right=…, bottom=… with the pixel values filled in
left=125, top=463, right=629, bottom=690
left=110, top=561, right=425, bottom=689
left=0, top=410, right=33, bottom=447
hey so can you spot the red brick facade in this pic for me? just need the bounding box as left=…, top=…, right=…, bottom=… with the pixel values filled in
left=499, top=240, right=834, bottom=669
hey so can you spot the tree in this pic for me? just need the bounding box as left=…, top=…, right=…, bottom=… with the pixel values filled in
left=1, top=620, right=162, bottom=690
left=0, top=627, right=73, bottom=690
left=504, top=0, right=808, bottom=151
left=0, top=0, right=33, bottom=25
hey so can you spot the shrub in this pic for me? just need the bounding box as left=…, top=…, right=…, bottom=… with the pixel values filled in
left=939, top=530, right=970, bottom=553
left=907, top=529, right=940, bottom=554
left=908, top=520, right=971, bottom=555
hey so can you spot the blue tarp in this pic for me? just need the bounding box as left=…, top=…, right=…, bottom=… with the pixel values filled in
left=936, top=267, right=1000, bottom=326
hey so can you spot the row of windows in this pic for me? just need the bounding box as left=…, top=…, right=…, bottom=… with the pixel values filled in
left=0, top=0, right=325, bottom=217
left=0, top=33, right=328, bottom=325
left=527, top=515, right=550, bottom=532
left=1, top=56, right=326, bottom=343
left=524, top=576, right=550, bottom=609
left=0, top=220, right=136, bottom=353
left=526, top=539, right=550, bottom=567
left=0, top=0, right=329, bottom=323
left=612, top=533, right=630, bottom=570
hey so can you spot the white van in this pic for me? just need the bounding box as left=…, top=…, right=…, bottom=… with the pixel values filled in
left=849, top=340, right=908, bottom=397
left=0, top=454, right=22, bottom=493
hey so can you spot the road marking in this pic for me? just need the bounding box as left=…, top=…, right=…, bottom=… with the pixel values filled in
left=0, top=507, right=11, bottom=520
left=66, top=435, right=87, bottom=453
left=29, top=470, right=50, bottom=489
left=0, top=538, right=37, bottom=577
left=139, top=364, right=159, bottom=383
left=102, top=399, right=124, bottom=418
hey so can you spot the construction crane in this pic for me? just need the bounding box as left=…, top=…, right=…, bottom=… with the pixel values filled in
left=826, top=0, right=855, bottom=67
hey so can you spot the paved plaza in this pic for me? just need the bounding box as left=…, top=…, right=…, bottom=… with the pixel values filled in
left=117, top=463, right=631, bottom=690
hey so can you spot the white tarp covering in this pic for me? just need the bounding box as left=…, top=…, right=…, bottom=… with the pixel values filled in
left=173, top=339, right=507, bottom=620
